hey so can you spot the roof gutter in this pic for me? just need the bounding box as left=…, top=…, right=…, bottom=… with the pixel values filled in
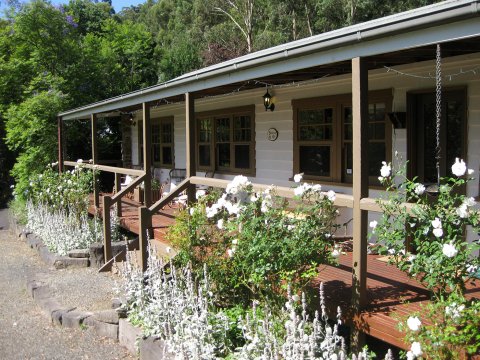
left=59, top=0, right=480, bottom=120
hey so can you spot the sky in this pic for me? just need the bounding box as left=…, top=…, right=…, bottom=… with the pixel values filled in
left=0, top=0, right=145, bottom=16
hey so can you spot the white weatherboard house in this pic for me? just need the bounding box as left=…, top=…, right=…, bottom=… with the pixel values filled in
left=58, top=0, right=480, bottom=349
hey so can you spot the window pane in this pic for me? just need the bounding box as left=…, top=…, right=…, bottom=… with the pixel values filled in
left=299, top=108, right=333, bottom=140
left=152, top=123, right=160, bottom=143
left=344, top=143, right=353, bottom=176
left=234, top=129, right=251, bottom=142
left=422, top=102, right=437, bottom=183
left=299, top=146, right=330, bottom=177
left=216, top=117, right=230, bottom=142
left=199, top=119, right=212, bottom=142
left=446, top=99, right=462, bottom=176
left=199, top=145, right=211, bottom=167
left=162, top=146, right=172, bottom=165
left=369, top=143, right=386, bottom=177
left=375, top=103, right=386, bottom=121
left=217, top=143, right=230, bottom=167
left=235, top=145, right=250, bottom=169
left=344, top=107, right=352, bottom=140
left=153, top=144, right=160, bottom=162
left=161, top=122, right=172, bottom=143
left=234, top=115, right=251, bottom=141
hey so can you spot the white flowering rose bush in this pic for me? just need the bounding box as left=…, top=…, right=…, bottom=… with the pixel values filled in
left=400, top=293, right=480, bottom=359
left=26, top=161, right=95, bottom=218
left=372, top=160, right=479, bottom=297
left=167, top=175, right=340, bottom=308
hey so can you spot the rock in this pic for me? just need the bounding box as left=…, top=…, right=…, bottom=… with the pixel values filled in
left=26, top=279, right=45, bottom=297
left=119, top=319, right=142, bottom=356
left=36, top=297, right=64, bottom=320
left=94, top=309, right=120, bottom=325
left=52, top=308, right=76, bottom=326
left=38, top=246, right=56, bottom=266
left=68, top=249, right=90, bottom=258
left=53, top=256, right=89, bottom=269
left=89, top=242, right=104, bottom=268
left=92, top=319, right=119, bottom=340
left=26, top=235, right=42, bottom=250
left=111, top=297, right=124, bottom=309
left=140, top=337, right=174, bottom=360
left=62, top=310, right=93, bottom=328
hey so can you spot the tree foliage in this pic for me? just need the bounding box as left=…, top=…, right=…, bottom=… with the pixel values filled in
left=1, top=0, right=444, bottom=203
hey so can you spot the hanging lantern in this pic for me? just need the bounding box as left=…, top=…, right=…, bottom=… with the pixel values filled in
left=263, top=89, right=275, bottom=111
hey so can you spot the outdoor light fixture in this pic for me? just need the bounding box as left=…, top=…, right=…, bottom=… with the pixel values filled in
left=263, top=89, right=275, bottom=111
left=129, top=113, right=135, bottom=126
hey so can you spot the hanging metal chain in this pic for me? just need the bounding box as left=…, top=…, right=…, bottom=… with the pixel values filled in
left=435, top=44, right=442, bottom=186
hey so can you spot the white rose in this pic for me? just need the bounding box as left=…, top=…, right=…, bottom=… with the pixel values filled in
left=451, top=158, right=467, bottom=177
left=407, top=316, right=421, bottom=332
left=327, top=190, right=336, bottom=202
left=431, top=217, right=442, bottom=229
left=456, top=204, right=468, bottom=218
left=433, top=227, right=443, bottom=238
left=369, top=220, right=378, bottom=229
left=414, top=183, right=425, bottom=196
left=410, top=342, right=423, bottom=357
left=442, top=242, right=457, bottom=258
left=380, top=161, right=391, bottom=178
left=293, top=173, right=303, bottom=183
left=331, top=249, right=341, bottom=259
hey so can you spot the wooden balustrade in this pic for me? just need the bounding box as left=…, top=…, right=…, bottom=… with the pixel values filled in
left=64, top=161, right=147, bottom=264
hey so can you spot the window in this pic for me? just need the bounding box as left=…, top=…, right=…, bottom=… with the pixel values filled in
left=293, top=90, right=392, bottom=184
left=138, top=117, right=174, bottom=168
left=407, top=88, right=466, bottom=184
left=196, top=106, right=255, bottom=175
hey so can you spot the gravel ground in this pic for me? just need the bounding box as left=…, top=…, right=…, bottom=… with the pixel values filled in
left=0, top=209, right=135, bottom=360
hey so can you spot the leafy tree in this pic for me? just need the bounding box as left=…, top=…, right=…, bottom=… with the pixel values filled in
left=5, top=89, right=66, bottom=200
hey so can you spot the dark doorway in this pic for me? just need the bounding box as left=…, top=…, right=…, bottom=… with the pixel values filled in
left=407, top=88, right=467, bottom=184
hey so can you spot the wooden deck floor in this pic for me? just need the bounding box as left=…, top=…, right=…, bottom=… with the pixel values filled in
left=88, top=193, right=179, bottom=245
left=313, top=253, right=480, bottom=349
left=88, top=194, right=480, bottom=351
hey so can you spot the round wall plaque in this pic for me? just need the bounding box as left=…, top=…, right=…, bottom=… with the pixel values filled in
left=267, top=128, right=278, bottom=141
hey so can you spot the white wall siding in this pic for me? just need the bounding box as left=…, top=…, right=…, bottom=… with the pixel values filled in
left=127, top=53, right=480, bottom=241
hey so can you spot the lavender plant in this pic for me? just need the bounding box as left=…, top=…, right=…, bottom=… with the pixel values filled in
left=118, top=249, right=392, bottom=359
left=26, top=201, right=103, bottom=255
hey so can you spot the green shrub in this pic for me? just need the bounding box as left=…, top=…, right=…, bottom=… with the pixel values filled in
left=168, top=175, right=340, bottom=309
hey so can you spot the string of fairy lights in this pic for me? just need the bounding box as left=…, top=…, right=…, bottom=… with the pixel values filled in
left=123, top=63, right=478, bottom=115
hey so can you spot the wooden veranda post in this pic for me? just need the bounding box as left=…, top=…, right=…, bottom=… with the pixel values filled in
left=91, top=114, right=99, bottom=208
left=57, top=116, right=64, bottom=173
left=142, top=103, right=152, bottom=208
left=138, top=102, right=152, bottom=272
left=115, top=173, right=122, bottom=217
left=351, top=57, right=369, bottom=350
left=102, top=195, right=112, bottom=263
left=139, top=206, right=150, bottom=272
left=185, top=92, right=196, bottom=203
